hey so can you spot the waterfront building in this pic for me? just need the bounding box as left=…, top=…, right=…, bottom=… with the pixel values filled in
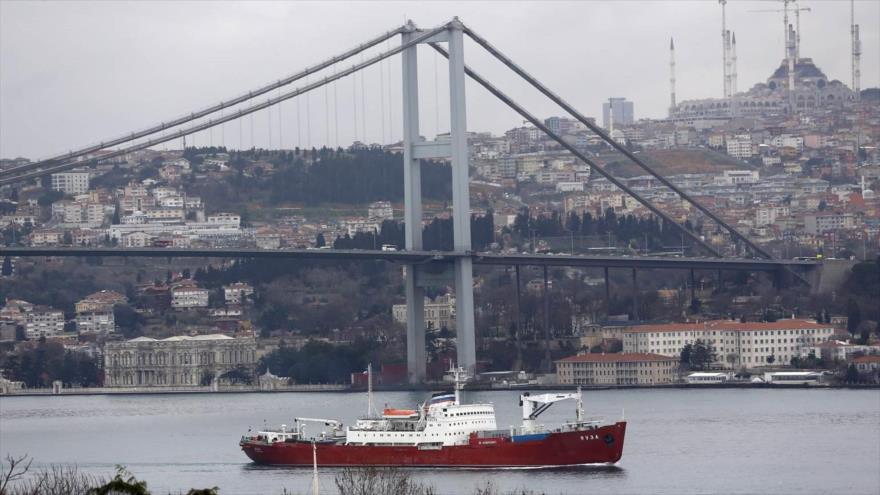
left=621, top=319, right=835, bottom=369
left=555, top=352, right=678, bottom=386
left=852, top=356, right=880, bottom=383
left=103, top=334, right=257, bottom=387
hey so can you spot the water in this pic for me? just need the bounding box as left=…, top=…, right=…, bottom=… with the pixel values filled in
left=1, top=389, right=879, bottom=495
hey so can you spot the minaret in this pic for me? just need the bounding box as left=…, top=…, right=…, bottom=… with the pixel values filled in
left=783, top=0, right=790, bottom=63
left=731, top=32, right=738, bottom=95
left=794, top=5, right=802, bottom=62
left=787, top=23, right=797, bottom=112
left=720, top=0, right=730, bottom=98
left=669, top=37, right=677, bottom=118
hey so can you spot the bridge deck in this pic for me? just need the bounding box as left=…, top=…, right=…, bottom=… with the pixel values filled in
left=0, top=247, right=819, bottom=271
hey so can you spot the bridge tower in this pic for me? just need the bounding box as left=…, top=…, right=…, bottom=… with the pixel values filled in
left=401, top=18, right=476, bottom=382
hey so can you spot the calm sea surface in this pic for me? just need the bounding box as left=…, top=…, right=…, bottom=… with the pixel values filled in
left=1, top=389, right=879, bottom=495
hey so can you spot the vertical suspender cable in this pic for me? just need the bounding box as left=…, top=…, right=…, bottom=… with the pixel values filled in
left=387, top=39, right=394, bottom=143
left=268, top=104, right=273, bottom=150
left=380, top=56, right=387, bottom=144
left=296, top=96, right=302, bottom=150
left=324, top=79, right=331, bottom=148
left=333, top=67, right=339, bottom=148
left=278, top=87, right=284, bottom=150
left=352, top=66, right=359, bottom=143
left=306, top=74, right=312, bottom=149
left=434, top=49, right=441, bottom=137
left=360, top=53, right=367, bottom=144
left=250, top=113, right=255, bottom=149
left=239, top=116, right=243, bottom=151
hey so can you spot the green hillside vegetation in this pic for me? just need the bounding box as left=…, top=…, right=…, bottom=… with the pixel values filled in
left=603, top=149, right=753, bottom=178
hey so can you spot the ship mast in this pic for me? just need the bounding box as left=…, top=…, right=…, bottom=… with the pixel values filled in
left=367, top=363, right=376, bottom=417
left=450, top=363, right=467, bottom=405
left=310, top=441, right=319, bottom=495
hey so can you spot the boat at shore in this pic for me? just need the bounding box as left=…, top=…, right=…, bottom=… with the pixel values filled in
left=239, top=366, right=626, bottom=467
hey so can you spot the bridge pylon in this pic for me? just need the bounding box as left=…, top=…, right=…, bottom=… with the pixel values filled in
left=401, top=19, right=477, bottom=382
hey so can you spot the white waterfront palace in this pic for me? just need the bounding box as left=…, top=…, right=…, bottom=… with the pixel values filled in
left=104, top=334, right=256, bottom=387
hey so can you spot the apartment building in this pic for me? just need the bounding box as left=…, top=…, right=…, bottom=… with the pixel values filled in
left=223, top=283, right=255, bottom=305
left=25, top=307, right=65, bottom=339
left=51, top=171, right=90, bottom=195
left=171, top=286, right=210, bottom=309
left=621, top=319, right=836, bottom=369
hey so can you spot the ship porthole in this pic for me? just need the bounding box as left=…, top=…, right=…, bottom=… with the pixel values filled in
left=603, top=434, right=615, bottom=445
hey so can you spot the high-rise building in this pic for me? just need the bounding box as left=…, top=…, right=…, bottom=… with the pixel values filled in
left=602, top=98, right=634, bottom=130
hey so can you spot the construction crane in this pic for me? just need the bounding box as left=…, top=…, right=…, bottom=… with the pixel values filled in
left=749, top=4, right=811, bottom=62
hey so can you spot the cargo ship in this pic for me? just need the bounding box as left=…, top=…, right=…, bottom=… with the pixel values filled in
left=239, top=367, right=626, bottom=467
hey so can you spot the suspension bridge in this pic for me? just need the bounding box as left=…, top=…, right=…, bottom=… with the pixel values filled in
left=0, top=18, right=820, bottom=382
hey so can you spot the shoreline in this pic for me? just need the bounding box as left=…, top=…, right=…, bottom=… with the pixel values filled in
left=2, top=382, right=878, bottom=397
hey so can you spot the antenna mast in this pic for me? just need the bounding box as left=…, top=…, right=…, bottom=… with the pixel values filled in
left=669, top=37, right=676, bottom=117
left=852, top=0, right=861, bottom=102
left=731, top=32, right=737, bottom=95
left=720, top=1, right=730, bottom=98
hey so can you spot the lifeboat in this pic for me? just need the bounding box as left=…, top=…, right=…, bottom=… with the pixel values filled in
left=382, top=408, right=419, bottom=418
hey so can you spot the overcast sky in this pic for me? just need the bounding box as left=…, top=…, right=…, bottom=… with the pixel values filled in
left=1, top=0, right=877, bottom=159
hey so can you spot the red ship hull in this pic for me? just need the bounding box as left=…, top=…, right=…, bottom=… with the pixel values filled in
left=240, top=422, right=625, bottom=467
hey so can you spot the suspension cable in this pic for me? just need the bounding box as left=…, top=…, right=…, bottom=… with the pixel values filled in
left=0, top=23, right=450, bottom=186
left=461, top=24, right=774, bottom=261
left=428, top=41, right=721, bottom=258
left=0, top=24, right=407, bottom=180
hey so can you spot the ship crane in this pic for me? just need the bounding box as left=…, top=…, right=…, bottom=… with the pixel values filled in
left=294, top=417, right=344, bottom=439
left=519, top=389, right=584, bottom=433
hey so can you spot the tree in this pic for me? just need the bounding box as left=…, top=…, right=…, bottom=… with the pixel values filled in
left=679, top=344, right=693, bottom=368
left=857, top=322, right=873, bottom=345
left=766, top=354, right=776, bottom=365
left=847, top=298, right=862, bottom=333
left=86, top=466, right=149, bottom=495
left=316, top=233, right=326, bottom=248
left=1, top=256, right=11, bottom=277
left=690, top=340, right=716, bottom=370
left=845, top=363, right=860, bottom=384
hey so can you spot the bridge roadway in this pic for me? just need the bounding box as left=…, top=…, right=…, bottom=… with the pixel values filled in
left=0, top=247, right=819, bottom=272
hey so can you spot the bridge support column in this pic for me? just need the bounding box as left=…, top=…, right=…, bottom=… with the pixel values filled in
left=604, top=266, right=611, bottom=318
left=402, top=25, right=426, bottom=383
left=515, top=265, right=523, bottom=335
left=631, top=267, right=639, bottom=322
left=690, top=268, right=696, bottom=307
left=449, top=20, right=476, bottom=373
left=542, top=265, right=551, bottom=373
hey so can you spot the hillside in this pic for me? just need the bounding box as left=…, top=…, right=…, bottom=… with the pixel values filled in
left=602, top=149, right=753, bottom=178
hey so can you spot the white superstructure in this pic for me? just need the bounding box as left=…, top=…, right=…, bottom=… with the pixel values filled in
left=345, top=366, right=497, bottom=447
